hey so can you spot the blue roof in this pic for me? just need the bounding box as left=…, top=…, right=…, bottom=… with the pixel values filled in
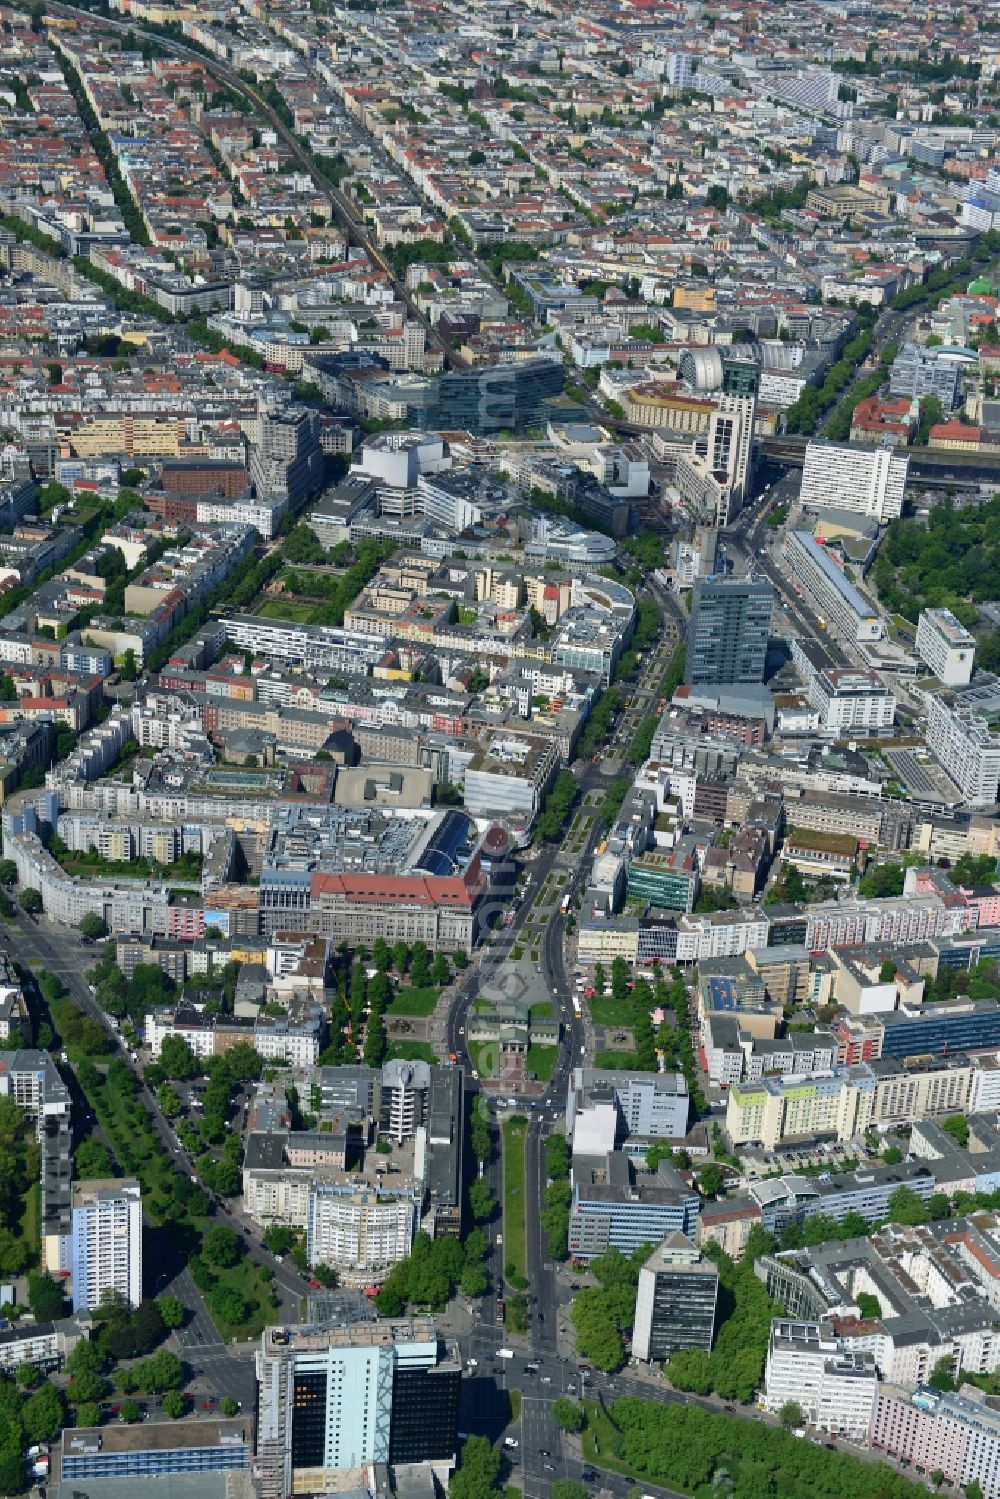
left=706, top=976, right=738, bottom=1010
left=414, top=809, right=474, bottom=877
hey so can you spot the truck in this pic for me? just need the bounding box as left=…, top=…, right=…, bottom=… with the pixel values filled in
left=496, top=1295, right=505, bottom=1323
left=497, top=1347, right=514, bottom=1360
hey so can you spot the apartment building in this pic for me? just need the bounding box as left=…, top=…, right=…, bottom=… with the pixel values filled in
left=64, top=1179, right=142, bottom=1313
left=799, top=440, right=908, bottom=522
left=807, top=667, right=896, bottom=732
left=726, top=1054, right=973, bottom=1150
left=927, top=689, right=1000, bottom=806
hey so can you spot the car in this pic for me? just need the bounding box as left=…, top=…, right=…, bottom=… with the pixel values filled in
left=309, top=1279, right=321, bottom=1289
left=504, top=1438, right=519, bottom=1449
left=567, top=1383, right=576, bottom=1393
left=539, top=1450, right=551, bottom=1458
left=466, top=1358, right=478, bottom=1367
left=541, top=1375, right=551, bottom=1384
left=543, top=1463, right=556, bottom=1472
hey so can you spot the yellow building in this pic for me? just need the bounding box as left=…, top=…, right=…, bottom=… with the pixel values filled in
left=70, top=415, right=182, bottom=459
left=673, top=286, right=717, bottom=313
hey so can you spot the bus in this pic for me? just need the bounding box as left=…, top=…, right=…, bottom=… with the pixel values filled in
left=560, top=894, right=571, bottom=916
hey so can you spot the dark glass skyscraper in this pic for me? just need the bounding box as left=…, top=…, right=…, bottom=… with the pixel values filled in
left=684, top=576, right=772, bottom=687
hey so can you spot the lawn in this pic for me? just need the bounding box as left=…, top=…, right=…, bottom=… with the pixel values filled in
left=205, top=1256, right=279, bottom=1340
left=467, top=1039, right=493, bottom=1078
left=581, top=1400, right=635, bottom=1479
left=387, top=985, right=440, bottom=1016
left=257, top=596, right=319, bottom=623
left=588, top=995, right=633, bottom=1026
left=527, top=1044, right=559, bottom=1081
left=529, top=1001, right=555, bottom=1018
left=386, top=1040, right=436, bottom=1065
left=508, top=1390, right=521, bottom=1426
left=594, top=1050, right=639, bottom=1070
left=502, top=1115, right=528, bottom=1283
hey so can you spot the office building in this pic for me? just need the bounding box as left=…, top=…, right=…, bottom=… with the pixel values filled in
left=632, top=1232, right=719, bottom=1361
left=249, top=404, right=324, bottom=527
left=568, top=1153, right=700, bottom=1258
left=419, top=358, right=563, bottom=434
left=889, top=342, right=965, bottom=409
left=684, top=577, right=772, bottom=687
left=566, top=1068, right=690, bottom=1141
left=674, top=395, right=756, bottom=528
left=763, top=1320, right=877, bottom=1437
left=65, top=1179, right=142, bottom=1313
left=60, top=1420, right=251, bottom=1484
left=927, top=690, right=1000, bottom=806
left=783, top=531, right=885, bottom=643
left=916, top=607, right=976, bottom=687
left=800, top=440, right=908, bottom=523
left=807, top=667, right=896, bottom=732
left=878, top=1000, right=1000, bottom=1058
left=255, top=1320, right=459, bottom=1499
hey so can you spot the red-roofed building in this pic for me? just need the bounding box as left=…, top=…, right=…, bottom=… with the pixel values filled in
left=308, top=853, right=488, bottom=953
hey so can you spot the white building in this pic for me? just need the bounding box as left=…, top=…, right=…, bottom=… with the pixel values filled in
left=800, top=440, right=909, bottom=522
left=927, top=692, right=1000, bottom=807
left=808, top=667, right=896, bottom=732
left=64, top=1180, right=142, bottom=1313
left=358, top=432, right=451, bottom=489
left=916, top=608, right=976, bottom=687
left=764, top=1319, right=878, bottom=1436
left=675, top=395, right=756, bottom=529
left=784, top=531, right=885, bottom=644
left=306, top=1182, right=420, bottom=1282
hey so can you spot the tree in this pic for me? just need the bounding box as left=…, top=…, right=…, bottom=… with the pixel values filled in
left=22, top=1380, right=66, bottom=1442
left=19, top=888, right=41, bottom=914
left=551, top=1397, right=585, bottom=1432
left=263, top=1225, right=296, bottom=1256
left=468, top=1177, right=496, bottom=1222
left=699, top=1163, right=724, bottom=1199
left=210, top=1286, right=251, bottom=1326
left=162, top=1389, right=186, bottom=1418
left=67, top=1367, right=108, bottom=1405
left=203, top=1225, right=242, bottom=1269
left=431, top=951, right=450, bottom=986
left=79, top=912, right=108, bottom=939
left=882, top=1145, right=903, bottom=1165
left=551, top=1484, right=587, bottom=1499
left=0, top=860, right=16, bottom=885
left=665, top=1347, right=714, bottom=1394
left=16, top=1363, right=41, bottom=1389
left=75, top=1136, right=114, bottom=1179
left=75, top=1401, right=101, bottom=1427
left=449, top=1434, right=500, bottom=1499
left=120, top=1398, right=142, bottom=1423
left=221, top=1396, right=238, bottom=1416
left=157, top=1294, right=185, bottom=1328
left=779, top=1399, right=804, bottom=1429
left=460, top=1262, right=488, bottom=1297
left=888, top=1185, right=929, bottom=1225
left=27, top=1272, right=65, bottom=1321
left=158, top=1033, right=200, bottom=1080
left=942, top=1113, right=970, bottom=1148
